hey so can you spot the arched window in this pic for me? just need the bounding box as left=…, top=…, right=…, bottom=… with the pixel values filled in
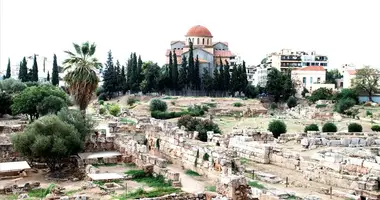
left=197, top=38, right=199, bottom=44
left=202, top=38, right=205, bottom=45
left=207, top=38, right=209, bottom=45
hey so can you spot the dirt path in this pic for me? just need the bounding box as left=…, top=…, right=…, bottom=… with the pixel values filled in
left=166, top=165, right=214, bottom=193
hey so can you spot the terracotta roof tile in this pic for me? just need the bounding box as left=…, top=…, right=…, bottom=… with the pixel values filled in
left=186, top=25, right=213, bottom=37
left=296, top=66, right=325, bottom=71
left=214, top=50, right=234, bottom=57
left=347, top=69, right=357, bottom=75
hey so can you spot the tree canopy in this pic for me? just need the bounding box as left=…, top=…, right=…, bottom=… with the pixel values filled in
left=354, top=66, right=380, bottom=101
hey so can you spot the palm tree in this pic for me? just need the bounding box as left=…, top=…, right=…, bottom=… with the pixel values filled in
left=63, top=42, right=101, bottom=115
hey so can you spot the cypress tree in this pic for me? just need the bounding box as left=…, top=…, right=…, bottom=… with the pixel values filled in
left=32, top=54, right=38, bottom=82
left=188, top=40, right=194, bottom=89
left=137, top=55, right=143, bottom=85
left=242, top=61, right=248, bottom=87
left=5, top=58, right=11, bottom=79
left=219, top=57, right=225, bottom=92
left=213, top=65, right=220, bottom=91
left=131, top=53, right=138, bottom=92
left=52, top=54, right=59, bottom=86
left=102, top=50, right=117, bottom=96
left=168, top=51, right=173, bottom=89
left=47, top=71, right=50, bottom=82
left=224, top=60, right=230, bottom=93
left=178, top=56, right=188, bottom=90
left=230, top=65, right=239, bottom=96
left=172, top=51, right=179, bottom=90
left=19, top=57, right=28, bottom=82
left=202, top=68, right=213, bottom=95
left=126, top=53, right=133, bottom=90
left=120, top=64, right=127, bottom=94
left=194, top=55, right=201, bottom=90
left=115, top=60, right=122, bottom=94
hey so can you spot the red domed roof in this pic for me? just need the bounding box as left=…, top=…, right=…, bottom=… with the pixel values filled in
left=186, top=25, right=213, bottom=37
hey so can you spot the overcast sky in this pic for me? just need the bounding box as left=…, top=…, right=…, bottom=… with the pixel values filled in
left=1, top=0, right=379, bottom=72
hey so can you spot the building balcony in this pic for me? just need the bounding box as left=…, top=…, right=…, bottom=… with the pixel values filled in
left=281, top=55, right=301, bottom=61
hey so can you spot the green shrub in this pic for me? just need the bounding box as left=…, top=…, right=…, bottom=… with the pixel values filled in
left=178, top=115, right=196, bottom=129
left=268, top=120, right=286, bottom=138
left=109, top=104, right=121, bottom=116
left=187, top=104, right=206, bottom=116
left=177, top=115, right=220, bottom=142
left=316, top=104, right=327, bottom=108
left=308, top=87, right=333, bottom=103
left=151, top=111, right=187, bottom=119
left=98, top=100, right=104, bottom=105
left=287, top=96, right=297, bottom=108
left=150, top=99, right=167, bottom=112
left=322, top=122, right=337, bottom=132
left=201, top=105, right=209, bottom=112
left=98, top=93, right=107, bottom=101
left=99, top=107, right=107, bottom=115
left=371, top=125, right=380, bottom=132
left=366, top=110, right=373, bottom=117
left=185, top=170, right=200, bottom=176
left=333, top=88, right=358, bottom=103
left=348, top=123, right=362, bottom=132
left=171, top=101, right=175, bottom=105
left=304, top=124, right=319, bottom=132
left=124, top=170, right=146, bottom=179
left=127, top=97, right=138, bottom=106
left=203, top=153, right=209, bottom=161
left=301, top=87, right=309, bottom=97
left=233, top=102, right=243, bottom=107
left=203, top=102, right=216, bottom=108
left=95, top=87, right=104, bottom=97
left=334, top=98, right=356, bottom=114
left=270, top=103, right=278, bottom=110
left=244, top=85, right=259, bottom=99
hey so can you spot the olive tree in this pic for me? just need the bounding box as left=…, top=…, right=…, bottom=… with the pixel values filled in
left=11, top=115, right=84, bottom=171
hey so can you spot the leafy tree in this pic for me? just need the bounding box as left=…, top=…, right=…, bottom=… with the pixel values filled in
left=150, top=99, right=167, bottom=112
left=282, top=72, right=296, bottom=100
left=0, top=78, right=27, bottom=93
left=334, top=98, right=356, bottom=114
left=46, top=71, right=50, bottom=82
left=348, top=123, right=362, bottom=132
left=5, top=58, right=11, bottom=79
left=31, top=54, right=39, bottom=82
left=333, top=88, right=358, bottom=103
left=172, top=51, right=179, bottom=90
left=304, top=124, right=319, bottom=132
left=287, top=96, right=297, bottom=108
left=0, top=92, right=12, bottom=117
left=268, top=120, right=287, bottom=138
left=140, top=62, right=160, bottom=94
left=202, top=68, right=213, bottom=95
left=37, top=96, right=67, bottom=115
left=322, top=122, right=337, bottom=132
left=52, top=54, right=59, bottom=86
left=325, top=69, right=342, bottom=85
left=11, top=115, right=83, bottom=171
left=11, top=84, right=68, bottom=120
left=63, top=42, right=101, bottom=114
left=109, top=104, right=121, bottom=116
left=308, top=87, right=333, bottom=103
left=57, top=108, right=95, bottom=141
left=354, top=66, right=380, bottom=102
left=19, top=57, right=28, bottom=82
left=245, top=85, right=259, bottom=98
left=178, top=56, right=188, bottom=90
left=266, top=68, right=283, bottom=102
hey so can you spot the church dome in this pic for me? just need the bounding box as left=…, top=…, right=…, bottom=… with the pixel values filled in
left=186, top=25, right=213, bottom=37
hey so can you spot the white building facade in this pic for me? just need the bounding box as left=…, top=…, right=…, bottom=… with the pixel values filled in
left=291, top=66, right=327, bottom=97
left=246, top=64, right=269, bottom=87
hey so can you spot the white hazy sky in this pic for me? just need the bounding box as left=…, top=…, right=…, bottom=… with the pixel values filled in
left=1, top=0, right=379, bottom=71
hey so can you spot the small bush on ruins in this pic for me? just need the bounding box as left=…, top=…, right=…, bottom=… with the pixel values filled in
left=151, top=110, right=188, bottom=119
left=268, top=120, right=286, bottom=138
left=98, top=100, right=104, bottom=105
left=127, top=97, right=138, bottom=106
left=301, top=87, right=309, bottom=97
left=177, top=115, right=220, bottom=142
left=203, top=102, right=216, bottom=108
left=348, top=123, right=362, bottom=132
left=203, top=153, right=209, bottom=161
left=99, top=107, right=107, bottom=115
left=322, top=122, right=337, bottom=132
left=120, top=187, right=181, bottom=199
left=171, top=101, right=175, bottom=105
left=188, top=104, right=205, bottom=116
left=304, top=124, right=319, bottom=132
left=286, top=96, right=297, bottom=108
left=185, top=169, right=201, bottom=176
left=205, top=185, right=216, bottom=192
left=202, top=105, right=209, bottom=112
left=315, top=104, right=327, bottom=108
left=150, top=98, right=167, bottom=112
left=248, top=181, right=266, bottom=189
left=366, top=110, right=373, bottom=117
left=125, top=169, right=146, bottom=178
left=333, top=88, right=358, bottom=103
left=371, top=125, right=380, bottom=132
left=270, top=103, right=278, bottom=110
left=308, top=87, right=333, bottom=103
left=11, top=115, right=84, bottom=171
left=233, top=102, right=243, bottom=107
left=98, top=93, right=107, bottom=101
left=109, top=104, right=121, bottom=116
left=334, top=98, right=356, bottom=114
left=57, top=108, right=95, bottom=141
